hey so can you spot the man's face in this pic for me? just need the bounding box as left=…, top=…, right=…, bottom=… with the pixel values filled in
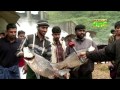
left=38, top=26, right=48, bottom=36
left=75, top=29, right=86, bottom=39
left=52, top=33, right=61, bottom=41
left=115, top=26, right=120, bottom=35
left=18, top=33, right=25, bottom=41
left=6, top=28, right=17, bottom=39
left=0, top=34, right=5, bottom=38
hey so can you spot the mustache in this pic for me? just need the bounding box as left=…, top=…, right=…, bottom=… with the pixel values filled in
left=77, top=34, right=85, bottom=39
left=79, top=33, right=85, bottom=36
left=80, top=33, right=85, bottom=35
left=54, top=38, right=59, bottom=41
left=10, top=35, right=16, bottom=39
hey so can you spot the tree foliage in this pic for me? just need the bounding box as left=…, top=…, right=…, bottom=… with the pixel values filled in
left=48, top=11, right=120, bottom=44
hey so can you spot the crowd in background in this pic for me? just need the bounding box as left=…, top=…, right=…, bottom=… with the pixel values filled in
left=0, top=20, right=120, bottom=79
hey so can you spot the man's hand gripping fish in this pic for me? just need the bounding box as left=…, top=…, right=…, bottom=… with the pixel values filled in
left=23, top=47, right=70, bottom=79
left=54, top=41, right=95, bottom=70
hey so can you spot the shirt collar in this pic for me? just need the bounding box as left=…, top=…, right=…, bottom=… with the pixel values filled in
left=75, top=36, right=85, bottom=42
left=35, top=33, right=48, bottom=41
left=4, top=36, right=19, bottom=43
left=51, top=39, right=62, bottom=45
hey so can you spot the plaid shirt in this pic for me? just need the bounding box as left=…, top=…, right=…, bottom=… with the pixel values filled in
left=56, top=41, right=64, bottom=62
left=51, top=39, right=66, bottom=63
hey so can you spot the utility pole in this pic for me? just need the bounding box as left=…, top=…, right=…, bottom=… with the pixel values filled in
left=26, top=11, right=32, bottom=25
left=26, top=11, right=31, bottom=21
left=39, top=11, right=44, bottom=20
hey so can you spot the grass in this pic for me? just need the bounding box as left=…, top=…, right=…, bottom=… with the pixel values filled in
left=92, top=63, right=111, bottom=79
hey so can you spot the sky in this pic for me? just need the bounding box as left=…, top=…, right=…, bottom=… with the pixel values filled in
left=17, top=23, right=68, bottom=41
left=16, top=11, right=68, bottom=40
left=16, top=20, right=68, bottom=41
left=16, top=11, right=39, bottom=15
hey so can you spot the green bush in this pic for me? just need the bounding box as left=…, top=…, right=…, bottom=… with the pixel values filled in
left=48, top=11, right=120, bottom=44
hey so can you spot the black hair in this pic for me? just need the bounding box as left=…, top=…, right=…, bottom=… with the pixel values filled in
left=110, top=29, right=115, bottom=34
left=6, top=23, right=17, bottom=30
left=75, top=24, right=86, bottom=31
left=114, top=21, right=120, bottom=29
left=52, top=26, right=61, bottom=33
left=18, top=30, right=25, bottom=35
left=0, top=32, right=5, bottom=36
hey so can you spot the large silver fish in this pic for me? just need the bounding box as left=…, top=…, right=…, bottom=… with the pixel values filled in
left=53, top=50, right=88, bottom=70
left=23, top=46, right=93, bottom=79
left=54, top=46, right=95, bottom=70
left=23, top=47, right=70, bottom=79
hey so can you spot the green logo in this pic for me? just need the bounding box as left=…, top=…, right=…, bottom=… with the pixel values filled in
left=93, top=19, right=108, bottom=27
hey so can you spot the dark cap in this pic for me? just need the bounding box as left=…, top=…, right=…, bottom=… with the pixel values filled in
left=52, top=26, right=61, bottom=33
left=37, top=20, right=49, bottom=27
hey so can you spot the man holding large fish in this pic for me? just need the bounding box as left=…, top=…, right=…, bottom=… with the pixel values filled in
left=65, top=24, right=98, bottom=79
left=24, top=20, right=52, bottom=79
left=22, top=22, right=98, bottom=79
left=50, top=26, right=70, bottom=79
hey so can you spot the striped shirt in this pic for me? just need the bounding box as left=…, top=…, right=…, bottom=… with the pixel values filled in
left=25, top=34, right=51, bottom=61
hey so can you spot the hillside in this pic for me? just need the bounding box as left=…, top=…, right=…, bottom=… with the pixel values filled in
left=48, top=11, right=120, bottom=44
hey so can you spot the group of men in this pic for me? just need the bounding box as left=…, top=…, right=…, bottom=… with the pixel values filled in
left=1, top=20, right=120, bottom=79
left=23, top=20, right=97, bottom=79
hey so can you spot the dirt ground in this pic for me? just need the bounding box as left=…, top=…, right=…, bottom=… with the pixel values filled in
left=92, top=63, right=111, bottom=79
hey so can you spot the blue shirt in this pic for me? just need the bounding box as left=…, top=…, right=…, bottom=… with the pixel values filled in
left=0, top=37, right=21, bottom=67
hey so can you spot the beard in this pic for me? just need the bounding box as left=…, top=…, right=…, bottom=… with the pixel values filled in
left=39, top=31, right=46, bottom=37
left=54, top=38, right=59, bottom=42
left=10, top=35, right=16, bottom=40
left=6, top=35, right=16, bottom=41
left=77, top=34, right=85, bottom=39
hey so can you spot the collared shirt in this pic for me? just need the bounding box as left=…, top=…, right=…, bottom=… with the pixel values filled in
left=51, top=39, right=66, bottom=63
left=25, top=33, right=51, bottom=61
left=54, top=40, right=64, bottom=62
left=0, top=37, right=21, bottom=68
left=66, top=37, right=98, bottom=55
left=108, top=35, right=116, bottom=44
left=66, top=37, right=98, bottom=75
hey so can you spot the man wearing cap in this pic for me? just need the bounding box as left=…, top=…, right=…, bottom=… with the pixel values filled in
left=24, top=20, right=52, bottom=79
